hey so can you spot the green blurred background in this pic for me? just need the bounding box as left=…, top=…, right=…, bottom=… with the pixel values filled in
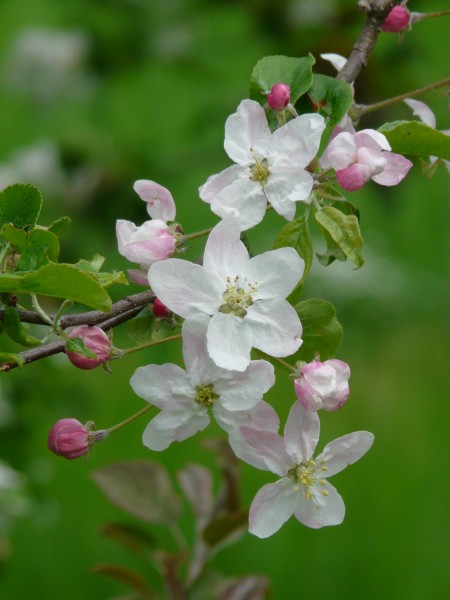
left=0, top=0, right=448, bottom=598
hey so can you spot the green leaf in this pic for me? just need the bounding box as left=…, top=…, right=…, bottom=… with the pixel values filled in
left=76, top=255, right=128, bottom=288
left=47, top=216, right=71, bottom=237
left=1, top=224, right=60, bottom=270
left=250, top=54, right=315, bottom=106
left=92, top=461, right=182, bottom=524
left=0, top=184, right=43, bottom=229
left=378, top=120, right=450, bottom=161
left=65, top=337, right=98, bottom=359
left=315, top=205, right=364, bottom=268
left=92, top=564, right=157, bottom=600
left=0, top=263, right=112, bottom=311
left=0, top=352, right=25, bottom=368
left=203, top=511, right=248, bottom=548
left=273, top=216, right=313, bottom=283
left=126, top=308, right=179, bottom=344
left=1, top=306, right=41, bottom=347
left=296, top=74, right=353, bottom=152
left=294, top=298, right=343, bottom=361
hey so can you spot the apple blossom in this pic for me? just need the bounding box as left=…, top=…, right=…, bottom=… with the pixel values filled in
left=133, top=179, right=176, bottom=222
left=66, top=325, right=111, bottom=370
left=381, top=5, right=410, bottom=33
left=267, top=83, right=291, bottom=111
left=294, top=359, right=350, bottom=411
left=130, top=314, right=278, bottom=451
left=148, top=217, right=304, bottom=371
left=48, top=418, right=106, bottom=459
left=199, top=99, right=325, bottom=230
left=320, top=129, right=412, bottom=191
left=238, top=402, right=373, bottom=537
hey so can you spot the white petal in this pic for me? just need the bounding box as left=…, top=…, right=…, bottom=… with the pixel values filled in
left=207, top=312, right=253, bottom=372
left=246, top=246, right=304, bottom=300
left=148, top=259, right=222, bottom=318
left=249, top=479, right=299, bottom=538
left=133, top=179, right=176, bottom=222
left=238, top=427, right=292, bottom=475
left=245, top=298, right=302, bottom=358
left=294, top=481, right=345, bottom=528
left=210, top=176, right=268, bottom=232
left=284, top=402, right=320, bottom=463
left=316, top=431, right=374, bottom=477
left=215, top=400, right=280, bottom=436
left=355, top=129, right=391, bottom=152
left=224, top=99, right=272, bottom=165
left=142, top=404, right=210, bottom=451
left=202, top=216, right=249, bottom=278
left=404, top=98, right=436, bottom=129
left=130, top=364, right=193, bottom=409
left=265, top=169, right=314, bottom=218
left=320, top=53, right=347, bottom=72
left=320, top=132, right=356, bottom=171
left=199, top=164, right=247, bottom=203
left=181, top=315, right=223, bottom=385
left=270, top=113, right=325, bottom=168
left=215, top=359, right=275, bottom=411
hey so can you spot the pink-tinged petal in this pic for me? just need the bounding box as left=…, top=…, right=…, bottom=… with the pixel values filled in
left=214, top=360, right=275, bottom=411
left=270, top=113, right=325, bottom=168
left=302, top=362, right=337, bottom=397
left=246, top=298, right=302, bottom=358
left=249, top=479, right=299, bottom=538
left=130, top=364, right=193, bottom=409
left=246, top=247, right=304, bottom=301
left=284, top=402, right=320, bottom=463
left=294, top=481, right=345, bottom=528
left=133, top=179, right=176, bottom=222
left=216, top=400, right=280, bottom=436
left=404, top=98, right=436, bottom=129
left=315, top=431, right=374, bottom=477
left=224, top=99, right=272, bottom=165
left=356, top=146, right=386, bottom=177
left=294, top=377, right=323, bottom=411
left=336, top=164, right=368, bottom=191
left=203, top=217, right=249, bottom=278
left=371, top=152, right=413, bottom=186
left=354, top=130, right=391, bottom=152
left=148, top=259, right=223, bottom=318
left=207, top=312, right=253, bottom=372
left=320, top=53, right=347, bottom=72
left=325, top=359, right=350, bottom=380
left=142, top=404, right=210, bottom=451
left=264, top=169, right=314, bottom=219
left=210, top=176, right=268, bottom=231
left=127, top=267, right=149, bottom=286
left=239, top=427, right=292, bottom=475
left=320, top=132, right=356, bottom=171
left=116, top=219, right=176, bottom=266
left=199, top=164, right=247, bottom=203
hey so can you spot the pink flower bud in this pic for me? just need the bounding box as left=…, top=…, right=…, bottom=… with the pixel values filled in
left=381, top=6, right=410, bottom=33
left=66, top=325, right=111, bottom=370
left=116, top=219, right=176, bottom=268
left=47, top=418, right=92, bottom=459
left=152, top=297, right=169, bottom=318
left=267, top=83, right=291, bottom=111
left=294, top=359, right=350, bottom=412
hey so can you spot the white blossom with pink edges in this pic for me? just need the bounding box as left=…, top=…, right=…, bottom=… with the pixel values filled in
left=294, top=359, right=350, bottom=412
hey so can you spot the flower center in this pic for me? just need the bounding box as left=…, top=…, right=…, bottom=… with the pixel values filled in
left=194, top=384, right=219, bottom=407
left=218, top=275, right=257, bottom=318
left=250, top=157, right=270, bottom=185
left=288, top=459, right=329, bottom=500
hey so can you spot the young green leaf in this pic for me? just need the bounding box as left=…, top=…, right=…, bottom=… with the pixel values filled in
left=293, top=298, right=343, bottom=362
left=273, top=216, right=313, bottom=283
left=0, top=184, right=43, bottom=229
left=379, top=120, right=450, bottom=161
left=315, top=205, right=364, bottom=268
left=1, top=306, right=41, bottom=347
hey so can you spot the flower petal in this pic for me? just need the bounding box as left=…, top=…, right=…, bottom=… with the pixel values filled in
left=264, top=169, right=314, bottom=219
left=320, top=132, right=356, bottom=171
left=142, top=404, right=210, bottom=451
left=249, top=479, right=299, bottom=538
left=404, top=98, right=436, bottom=129
left=199, top=164, right=247, bottom=203
left=238, top=427, right=292, bottom=475
left=246, top=298, right=302, bottom=358
left=315, top=431, right=374, bottom=477
left=133, top=179, right=176, bottom=222
left=210, top=176, right=268, bottom=231
left=284, top=402, right=320, bottom=463
left=270, top=113, right=325, bottom=168
left=207, top=312, right=253, bottom=371
left=181, top=314, right=223, bottom=385
left=246, top=247, right=304, bottom=300
left=294, top=481, right=345, bottom=528
left=214, top=359, right=275, bottom=411
left=215, top=400, right=280, bottom=436
left=371, top=152, right=413, bottom=186
left=148, top=259, right=222, bottom=318
left=224, top=99, right=272, bottom=165
left=203, top=217, right=249, bottom=278
left=320, top=53, right=347, bottom=72
left=130, top=363, right=193, bottom=409
left=354, top=129, right=391, bottom=152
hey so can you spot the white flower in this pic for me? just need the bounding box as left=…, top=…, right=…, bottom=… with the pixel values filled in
left=148, top=217, right=304, bottom=371
left=238, top=402, right=373, bottom=537
left=130, top=314, right=277, bottom=451
left=199, top=99, right=325, bottom=231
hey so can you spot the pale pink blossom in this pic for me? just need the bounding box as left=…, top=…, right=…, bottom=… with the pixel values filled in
left=294, top=359, right=350, bottom=411
left=130, top=314, right=277, bottom=451
left=133, top=179, right=176, bottom=222
left=148, top=217, right=304, bottom=371
left=199, top=99, right=325, bottom=230
left=238, top=403, right=373, bottom=537
left=320, top=129, right=412, bottom=191
left=66, top=325, right=111, bottom=370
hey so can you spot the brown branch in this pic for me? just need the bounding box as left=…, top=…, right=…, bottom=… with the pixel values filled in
left=336, top=0, right=401, bottom=84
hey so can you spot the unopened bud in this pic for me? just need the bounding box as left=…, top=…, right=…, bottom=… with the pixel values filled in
left=152, top=297, right=169, bottom=318
left=48, top=418, right=104, bottom=460
left=294, top=359, right=350, bottom=412
left=381, top=6, right=410, bottom=33
left=66, top=325, right=112, bottom=370
left=267, top=83, right=291, bottom=111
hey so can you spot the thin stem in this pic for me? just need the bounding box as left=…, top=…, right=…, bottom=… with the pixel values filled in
left=413, top=10, right=450, bottom=22
left=121, top=333, right=182, bottom=356
left=31, top=295, right=54, bottom=327
left=0, top=243, right=11, bottom=270
left=272, top=356, right=297, bottom=373
left=181, top=227, right=213, bottom=242
left=105, top=404, right=153, bottom=435
left=354, top=77, right=450, bottom=117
